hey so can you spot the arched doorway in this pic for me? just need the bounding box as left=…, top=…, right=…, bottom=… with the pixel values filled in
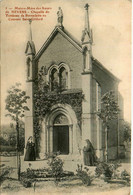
left=53, top=114, right=69, bottom=154
left=39, top=104, right=79, bottom=157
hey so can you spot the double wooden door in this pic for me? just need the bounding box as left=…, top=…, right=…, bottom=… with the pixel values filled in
left=53, top=125, right=69, bottom=154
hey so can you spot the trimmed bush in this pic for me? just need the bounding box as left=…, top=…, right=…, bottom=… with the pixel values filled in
left=0, top=145, right=16, bottom=152
left=76, top=164, right=93, bottom=186
left=47, top=156, right=64, bottom=183
left=20, top=168, right=35, bottom=188
left=95, top=162, right=120, bottom=182
left=120, top=170, right=130, bottom=185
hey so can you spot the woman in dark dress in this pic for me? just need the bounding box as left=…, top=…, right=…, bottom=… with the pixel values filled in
left=83, top=139, right=95, bottom=166
left=24, top=136, right=36, bottom=161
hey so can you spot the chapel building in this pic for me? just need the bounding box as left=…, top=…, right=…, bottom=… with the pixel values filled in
left=25, top=4, right=124, bottom=162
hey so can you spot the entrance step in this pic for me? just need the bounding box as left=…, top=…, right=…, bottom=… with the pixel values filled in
left=21, top=155, right=96, bottom=174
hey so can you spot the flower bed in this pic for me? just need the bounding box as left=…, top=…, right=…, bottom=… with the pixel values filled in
left=21, top=169, right=74, bottom=179
left=20, top=166, right=74, bottom=188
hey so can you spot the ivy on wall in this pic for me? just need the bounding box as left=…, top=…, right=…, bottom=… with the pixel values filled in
left=34, top=90, right=83, bottom=120
left=33, top=67, right=84, bottom=154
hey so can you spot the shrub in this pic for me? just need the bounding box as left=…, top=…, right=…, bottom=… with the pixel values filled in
left=76, top=164, right=93, bottom=186
left=108, top=162, right=121, bottom=179
left=120, top=170, right=130, bottom=185
left=0, top=145, right=16, bottom=152
left=47, top=156, right=64, bottom=183
left=20, top=177, right=32, bottom=188
left=0, top=165, right=13, bottom=184
left=95, top=162, right=118, bottom=181
left=9, top=135, right=16, bottom=146
left=0, top=137, right=9, bottom=146
left=123, top=121, right=131, bottom=143
left=20, top=167, right=35, bottom=188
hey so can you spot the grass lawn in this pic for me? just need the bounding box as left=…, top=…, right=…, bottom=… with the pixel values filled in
left=0, top=156, right=131, bottom=194
left=0, top=177, right=130, bottom=194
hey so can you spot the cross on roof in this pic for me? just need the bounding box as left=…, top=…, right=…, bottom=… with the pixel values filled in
left=84, top=3, right=89, bottom=10
left=29, top=19, right=32, bottom=25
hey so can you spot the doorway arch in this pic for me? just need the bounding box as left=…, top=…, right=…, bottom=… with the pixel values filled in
left=53, top=114, right=69, bottom=154
left=44, top=104, right=78, bottom=155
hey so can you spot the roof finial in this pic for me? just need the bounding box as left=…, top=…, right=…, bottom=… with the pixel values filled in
left=25, top=19, right=36, bottom=56
left=84, top=3, right=90, bottom=34
left=57, top=7, right=63, bottom=28
left=29, top=19, right=32, bottom=42
left=81, top=4, right=93, bottom=44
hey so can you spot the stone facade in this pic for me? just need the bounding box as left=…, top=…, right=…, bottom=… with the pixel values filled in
left=24, top=5, right=124, bottom=162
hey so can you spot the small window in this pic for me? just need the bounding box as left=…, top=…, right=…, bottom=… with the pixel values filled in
left=26, top=57, right=31, bottom=79
left=49, top=64, right=69, bottom=91
left=51, top=68, right=58, bottom=91
left=27, top=63, right=30, bottom=78
left=59, top=67, right=67, bottom=90
left=96, top=82, right=101, bottom=111
left=83, top=47, right=88, bottom=70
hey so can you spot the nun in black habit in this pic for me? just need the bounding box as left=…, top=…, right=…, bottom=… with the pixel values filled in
left=24, top=136, right=36, bottom=161
left=83, top=139, right=96, bottom=166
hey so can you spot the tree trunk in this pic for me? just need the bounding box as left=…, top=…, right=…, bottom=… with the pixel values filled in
left=105, top=126, right=108, bottom=162
left=16, top=115, right=21, bottom=181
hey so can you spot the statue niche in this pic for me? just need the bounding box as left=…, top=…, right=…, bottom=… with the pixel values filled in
left=26, top=57, right=32, bottom=80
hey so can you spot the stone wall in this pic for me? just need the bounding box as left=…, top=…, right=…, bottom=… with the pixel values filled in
left=92, top=61, right=118, bottom=95
left=38, top=32, right=83, bottom=89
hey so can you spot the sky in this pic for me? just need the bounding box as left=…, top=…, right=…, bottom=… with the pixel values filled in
left=1, top=0, right=131, bottom=124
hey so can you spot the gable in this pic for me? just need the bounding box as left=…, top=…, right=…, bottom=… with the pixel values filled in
left=38, top=31, right=83, bottom=89
left=35, top=27, right=82, bottom=61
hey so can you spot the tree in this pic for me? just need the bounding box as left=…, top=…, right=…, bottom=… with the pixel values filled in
left=5, top=83, right=30, bottom=180
left=0, top=136, right=9, bottom=146
left=97, top=90, right=119, bottom=162
left=10, top=121, right=25, bottom=152
left=123, top=121, right=131, bottom=143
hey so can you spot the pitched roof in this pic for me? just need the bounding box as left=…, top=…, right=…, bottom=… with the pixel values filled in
left=34, top=26, right=82, bottom=61
left=34, top=26, right=120, bottom=82
left=92, top=57, right=120, bottom=82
